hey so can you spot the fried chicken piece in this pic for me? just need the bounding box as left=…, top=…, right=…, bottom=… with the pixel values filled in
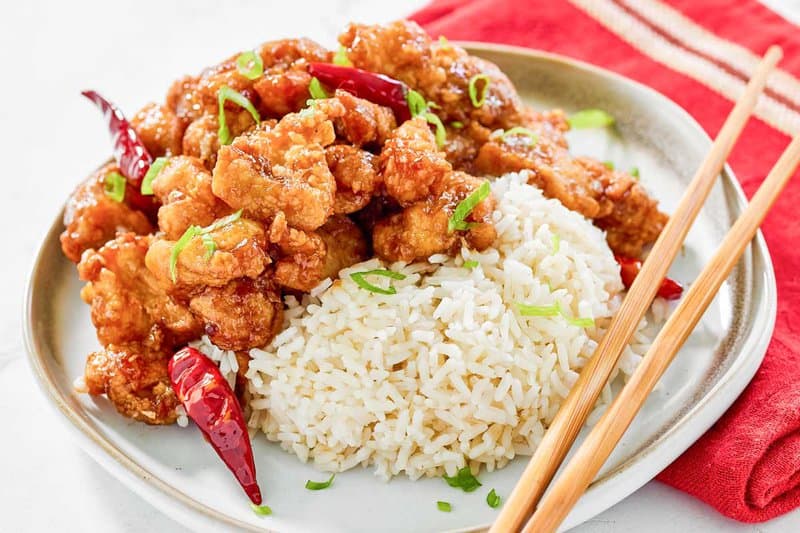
left=130, top=103, right=185, bottom=157
left=317, top=215, right=369, bottom=279
left=253, top=38, right=332, bottom=117
left=189, top=276, right=283, bottom=351
left=85, top=344, right=178, bottom=425
left=331, top=90, right=397, bottom=147
left=181, top=112, right=262, bottom=171
left=474, top=111, right=666, bottom=256
left=78, top=233, right=201, bottom=348
left=146, top=217, right=269, bottom=295
left=339, top=20, right=526, bottom=130
left=212, top=103, right=343, bottom=231
left=149, top=156, right=232, bottom=240
left=266, top=212, right=327, bottom=291
left=443, top=121, right=492, bottom=173
left=166, top=38, right=330, bottom=124
left=326, top=145, right=381, bottom=214
left=61, top=164, right=154, bottom=263
left=380, top=117, right=451, bottom=206
left=373, top=172, right=496, bottom=262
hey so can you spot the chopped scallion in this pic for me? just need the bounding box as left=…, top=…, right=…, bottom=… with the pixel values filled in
left=448, top=180, right=491, bottom=233
left=201, top=209, right=243, bottom=234
left=437, top=501, right=452, bottom=512
left=308, top=77, right=329, bottom=100
left=201, top=233, right=216, bottom=260
left=603, top=160, right=615, bottom=170
left=350, top=269, right=407, bottom=295
left=468, top=74, right=491, bottom=108
left=501, top=127, right=538, bottom=146
left=567, top=109, right=615, bottom=129
left=551, top=233, right=561, bottom=254
left=103, top=172, right=126, bottom=203
left=443, top=467, right=482, bottom=492
left=141, top=156, right=168, bottom=195
left=425, top=112, right=446, bottom=149
left=170, top=225, right=200, bottom=283
left=463, top=260, right=479, bottom=269
left=250, top=503, right=272, bottom=516
left=217, top=85, right=260, bottom=146
left=555, top=301, right=595, bottom=328
left=236, top=50, right=264, bottom=80
left=438, top=35, right=450, bottom=49
left=305, top=473, right=335, bottom=490
left=630, top=167, right=640, bottom=179
left=450, top=121, right=464, bottom=129
left=516, top=302, right=559, bottom=317
left=333, top=45, right=352, bottom=66
left=406, top=89, right=428, bottom=118
left=486, top=489, right=501, bottom=508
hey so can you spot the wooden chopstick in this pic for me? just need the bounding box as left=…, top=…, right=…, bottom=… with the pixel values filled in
left=524, top=132, right=800, bottom=533
left=489, top=45, right=783, bottom=533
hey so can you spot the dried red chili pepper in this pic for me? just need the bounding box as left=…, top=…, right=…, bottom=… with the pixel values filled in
left=168, top=346, right=262, bottom=505
left=81, top=90, right=153, bottom=186
left=308, top=62, right=412, bottom=122
left=615, top=255, right=684, bottom=300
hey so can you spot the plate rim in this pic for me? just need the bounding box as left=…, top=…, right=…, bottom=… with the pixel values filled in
left=23, top=43, right=777, bottom=533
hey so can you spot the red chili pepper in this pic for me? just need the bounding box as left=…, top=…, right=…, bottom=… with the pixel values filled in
left=81, top=90, right=153, bottom=186
left=615, top=255, right=684, bottom=300
left=308, top=63, right=411, bottom=122
left=168, top=347, right=262, bottom=505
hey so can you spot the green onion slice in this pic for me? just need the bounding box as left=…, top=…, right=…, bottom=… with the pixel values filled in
left=551, top=233, right=561, bottom=254
left=463, top=260, right=479, bottom=269
left=486, top=489, right=501, bottom=508
left=425, top=112, right=446, bottom=149
left=104, top=172, right=126, bottom=203
left=468, top=74, right=491, bottom=108
left=443, top=467, right=482, bottom=492
left=501, top=126, right=538, bottom=147
left=450, top=121, right=464, bottom=129
left=406, top=89, right=428, bottom=118
left=516, top=303, right=559, bottom=317
left=169, top=225, right=200, bottom=283
left=201, top=233, right=216, bottom=260
left=333, top=45, right=352, bottom=66
left=236, top=50, right=264, bottom=80
left=603, top=160, right=615, bottom=170
left=308, top=77, right=329, bottom=100
left=438, top=35, right=450, bottom=49
left=555, top=301, right=595, bottom=328
left=437, top=501, right=452, bottom=512
left=567, top=109, right=615, bottom=129
left=250, top=503, right=272, bottom=516
left=141, top=156, right=168, bottom=195
left=201, top=209, right=243, bottom=234
left=630, top=167, right=640, bottom=178
left=448, top=180, right=491, bottom=233
left=217, top=85, right=261, bottom=146
left=350, top=269, right=407, bottom=295
left=305, top=473, right=335, bottom=490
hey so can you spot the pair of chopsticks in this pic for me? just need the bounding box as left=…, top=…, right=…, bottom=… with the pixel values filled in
left=491, top=45, right=800, bottom=533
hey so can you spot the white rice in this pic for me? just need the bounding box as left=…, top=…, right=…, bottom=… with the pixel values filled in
left=195, top=172, right=660, bottom=480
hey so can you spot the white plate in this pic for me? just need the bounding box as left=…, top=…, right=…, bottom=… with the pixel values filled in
left=24, top=44, right=776, bottom=532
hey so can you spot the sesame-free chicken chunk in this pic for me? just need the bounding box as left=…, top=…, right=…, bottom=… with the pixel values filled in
left=145, top=217, right=269, bottom=295
left=326, top=145, right=381, bottom=214
left=211, top=104, right=342, bottom=231
left=149, top=156, right=231, bottom=240
left=317, top=215, right=369, bottom=279
left=60, top=164, right=154, bottom=263
left=130, top=103, right=185, bottom=157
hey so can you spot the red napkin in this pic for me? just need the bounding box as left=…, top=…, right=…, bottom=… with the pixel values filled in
left=412, top=0, right=800, bottom=523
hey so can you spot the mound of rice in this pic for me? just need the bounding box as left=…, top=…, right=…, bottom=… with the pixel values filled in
left=196, top=172, right=658, bottom=480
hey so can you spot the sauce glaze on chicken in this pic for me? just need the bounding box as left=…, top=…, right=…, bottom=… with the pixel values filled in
left=61, top=20, right=666, bottom=424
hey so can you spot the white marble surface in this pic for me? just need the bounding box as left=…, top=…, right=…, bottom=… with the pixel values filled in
left=3, top=1, right=800, bottom=531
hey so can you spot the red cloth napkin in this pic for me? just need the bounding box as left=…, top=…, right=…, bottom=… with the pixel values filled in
left=412, top=0, right=800, bottom=523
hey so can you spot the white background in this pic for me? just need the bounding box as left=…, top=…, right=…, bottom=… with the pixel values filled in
left=2, top=0, right=800, bottom=531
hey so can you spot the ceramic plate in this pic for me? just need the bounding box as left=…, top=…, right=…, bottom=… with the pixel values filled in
left=24, top=44, right=776, bottom=532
